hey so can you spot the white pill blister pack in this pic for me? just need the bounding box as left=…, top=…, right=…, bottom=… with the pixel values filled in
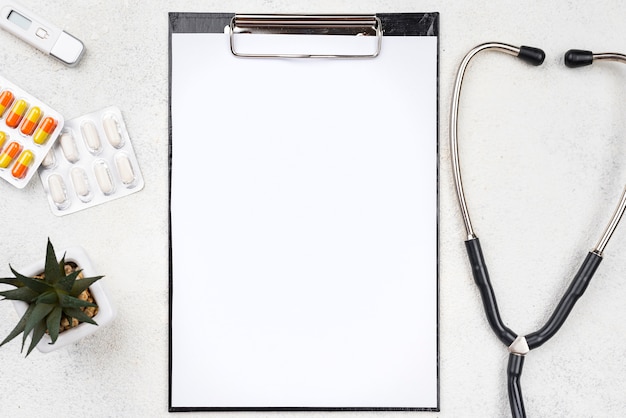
left=0, top=75, right=64, bottom=188
left=38, top=106, right=144, bottom=216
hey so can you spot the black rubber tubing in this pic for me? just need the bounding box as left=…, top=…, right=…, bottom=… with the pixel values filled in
left=466, top=240, right=602, bottom=418
left=465, top=238, right=517, bottom=346
left=525, top=251, right=602, bottom=349
left=507, top=354, right=526, bottom=418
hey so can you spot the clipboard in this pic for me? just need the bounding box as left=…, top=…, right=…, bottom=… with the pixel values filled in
left=168, top=12, right=439, bottom=412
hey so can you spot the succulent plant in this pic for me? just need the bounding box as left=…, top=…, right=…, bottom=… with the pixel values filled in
left=0, top=239, right=103, bottom=356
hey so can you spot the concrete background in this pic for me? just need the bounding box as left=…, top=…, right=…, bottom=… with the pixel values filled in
left=0, top=1, right=624, bottom=417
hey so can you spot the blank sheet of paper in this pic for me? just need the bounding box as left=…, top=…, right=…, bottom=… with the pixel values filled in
left=169, top=13, right=438, bottom=411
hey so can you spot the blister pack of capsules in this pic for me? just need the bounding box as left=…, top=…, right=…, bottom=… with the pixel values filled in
left=38, top=106, right=144, bottom=216
left=0, top=76, right=64, bottom=188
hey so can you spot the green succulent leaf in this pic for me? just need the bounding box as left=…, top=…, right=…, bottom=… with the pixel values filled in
left=58, top=256, right=67, bottom=280
left=59, top=294, right=96, bottom=309
left=22, top=303, right=54, bottom=347
left=63, top=307, right=98, bottom=326
left=70, top=276, right=103, bottom=296
left=9, top=267, right=35, bottom=285
left=56, top=270, right=81, bottom=293
left=0, top=287, right=39, bottom=302
left=26, top=320, right=47, bottom=356
left=0, top=304, right=34, bottom=347
left=0, top=277, right=24, bottom=287
left=9, top=271, right=52, bottom=294
left=36, top=290, right=60, bottom=304
left=43, top=238, right=63, bottom=285
left=46, top=306, right=63, bottom=344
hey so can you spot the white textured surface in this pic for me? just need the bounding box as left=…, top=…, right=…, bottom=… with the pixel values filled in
left=0, top=1, right=624, bottom=417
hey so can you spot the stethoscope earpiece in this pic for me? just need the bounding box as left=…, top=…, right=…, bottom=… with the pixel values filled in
left=564, top=49, right=594, bottom=67
left=517, top=45, right=545, bottom=66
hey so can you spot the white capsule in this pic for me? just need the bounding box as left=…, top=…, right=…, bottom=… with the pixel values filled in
left=70, top=167, right=90, bottom=197
left=48, top=174, right=68, bottom=206
left=103, top=115, right=123, bottom=148
left=60, top=132, right=79, bottom=163
left=41, top=149, right=56, bottom=169
left=81, top=120, right=102, bottom=153
left=93, top=160, right=115, bottom=195
left=115, top=153, right=135, bottom=185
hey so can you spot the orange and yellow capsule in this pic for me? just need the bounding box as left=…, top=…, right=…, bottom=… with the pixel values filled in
left=5, top=99, right=28, bottom=129
left=0, top=131, right=6, bottom=149
left=11, top=149, right=34, bottom=179
left=0, top=90, right=14, bottom=117
left=33, top=116, right=58, bottom=145
left=0, top=141, right=22, bottom=168
left=19, top=106, right=41, bottom=136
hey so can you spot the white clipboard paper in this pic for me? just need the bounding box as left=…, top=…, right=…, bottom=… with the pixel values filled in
left=168, top=12, right=439, bottom=412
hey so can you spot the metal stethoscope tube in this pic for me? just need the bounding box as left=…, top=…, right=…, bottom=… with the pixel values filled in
left=450, top=43, right=626, bottom=418
left=569, top=51, right=626, bottom=254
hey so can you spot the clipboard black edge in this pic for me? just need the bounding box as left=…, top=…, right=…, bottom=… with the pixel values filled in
left=169, top=406, right=440, bottom=413
left=167, top=11, right=440, bottom=413
left=167, top=11, right=174, bottom=414
left=168, top=12, right=439, bottom=36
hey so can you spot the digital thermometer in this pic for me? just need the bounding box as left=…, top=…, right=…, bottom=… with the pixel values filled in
left=0, top=1, right=84, bottom=66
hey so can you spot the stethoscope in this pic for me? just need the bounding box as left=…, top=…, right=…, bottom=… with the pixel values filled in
left=450, top=43, right=626, bottom=418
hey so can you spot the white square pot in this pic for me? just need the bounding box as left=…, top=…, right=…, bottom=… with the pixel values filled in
left=11, top=246, right=116, bottom=353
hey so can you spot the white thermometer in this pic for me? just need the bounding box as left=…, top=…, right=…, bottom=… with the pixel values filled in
left=0, top=1, right=84, bottom=66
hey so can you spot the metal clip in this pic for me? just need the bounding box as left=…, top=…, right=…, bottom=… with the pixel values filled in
left=229, top=14, right=382, bottom=58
